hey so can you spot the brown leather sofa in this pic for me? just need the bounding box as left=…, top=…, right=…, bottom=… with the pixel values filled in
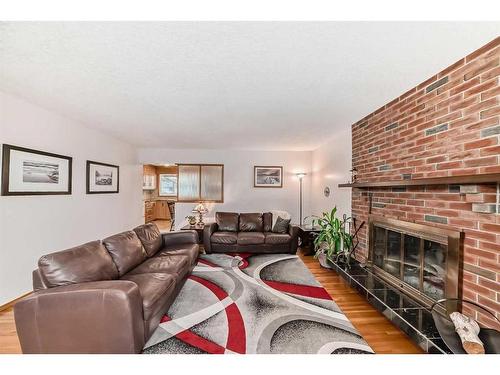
left=14, top=222, right=199, bottom=354
left=204, top=212, right=299, bottom=254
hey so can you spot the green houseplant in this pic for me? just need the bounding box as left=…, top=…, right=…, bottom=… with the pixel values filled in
left=312, top=207, right=353, bottom=266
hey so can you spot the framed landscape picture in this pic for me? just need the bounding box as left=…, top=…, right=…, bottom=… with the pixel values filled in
left=1, top=144, right=72, bottom=196
left=254, top=166, right=283, bottom=188
left=86, top=160, right=119, bottom=194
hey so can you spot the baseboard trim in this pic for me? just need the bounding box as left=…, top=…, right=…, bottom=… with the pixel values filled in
left=0, top=292, right=31, bottom=312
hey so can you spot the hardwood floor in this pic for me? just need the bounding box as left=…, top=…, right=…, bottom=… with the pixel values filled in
left=0, top=249, right=423, bottom=354
left=0, top=307, right=21, bottom=354
left=153, top=219, right=172, bottom=232
left=298, top=251, right=423, bottom=354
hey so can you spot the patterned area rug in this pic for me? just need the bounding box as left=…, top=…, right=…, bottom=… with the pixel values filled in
left=143, top=253, right=373, bottom=354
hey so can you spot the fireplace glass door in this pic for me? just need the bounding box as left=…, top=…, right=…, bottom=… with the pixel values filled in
left=403, top=234, right=421, bottom=290
left=371, top=224, right=448, bottom=304
left=423, top=240, right=447, bottom=301
left=385, top=230, right=402, bottom=277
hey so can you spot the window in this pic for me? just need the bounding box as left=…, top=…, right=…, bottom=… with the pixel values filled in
left=177, top=164, right=223, bottom=202
left=159, top=174, right=177, bottom=196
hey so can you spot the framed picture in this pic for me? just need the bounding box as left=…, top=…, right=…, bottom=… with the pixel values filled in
left=254, top=166, right=283, bottom=188
left=1, top=144, right=72, bottom=196
left=86, top=160, right=119, bottom=194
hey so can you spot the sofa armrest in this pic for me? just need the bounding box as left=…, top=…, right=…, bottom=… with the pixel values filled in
left=288, top=224, right=299, bottom=254
left=14, top=280, right=144, bottom=353
left=162, top=230, right=198, bottom=247
left=203, top=223, right=218, bottom=254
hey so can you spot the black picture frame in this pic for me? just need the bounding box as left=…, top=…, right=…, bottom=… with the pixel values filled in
left=1, top=144, right=72, bottom=196
left=86, top=160, right=120, bottom=194
left=254, top=166, right=283, bottom=188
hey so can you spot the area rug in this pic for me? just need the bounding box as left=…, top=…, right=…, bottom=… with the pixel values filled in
left=143, top=253, right=373, bottom=354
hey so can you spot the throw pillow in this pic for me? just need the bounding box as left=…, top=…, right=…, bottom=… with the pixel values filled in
left=272, top=216, right=290, bottom=233
left=270, top=210, right=291, bottom=229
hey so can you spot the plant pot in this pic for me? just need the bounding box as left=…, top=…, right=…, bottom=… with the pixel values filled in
left=317, top=253, right=335, bottom=269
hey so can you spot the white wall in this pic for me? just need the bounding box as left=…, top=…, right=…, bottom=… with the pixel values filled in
left=0, top=92, right=143, bottom=304
left=138, top=148, right=312, bottom=228
left=310, top=127, right=352, bottom=219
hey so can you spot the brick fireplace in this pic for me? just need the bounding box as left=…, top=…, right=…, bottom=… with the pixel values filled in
left=349, top=37, right=500, bottom=325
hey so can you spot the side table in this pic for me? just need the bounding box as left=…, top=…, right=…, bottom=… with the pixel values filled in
left=180, top=223, right=205, bottom=244
left=297, top=225, right=321, bottom=256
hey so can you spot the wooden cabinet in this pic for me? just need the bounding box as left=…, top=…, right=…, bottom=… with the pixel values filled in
left=145, top=201, right=155, bottom=222
left=154, top=201, right=171, bottom=220
left=145, top=200, right=172, bottom=222
left=143, top=165, right=157, bottom=190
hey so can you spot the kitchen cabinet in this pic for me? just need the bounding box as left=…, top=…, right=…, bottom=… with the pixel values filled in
left=143, top=175, right=156, bottom=190
left=143, top=165, right=157, bottom=190
left=145, top=200, right=172, bottom=222
left=144, top=200, right=155, bottom=222
left=154, top=201, right=171, bottom=220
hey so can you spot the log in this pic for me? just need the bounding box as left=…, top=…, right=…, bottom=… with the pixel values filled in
left=449, top=312, right=485, bottom=354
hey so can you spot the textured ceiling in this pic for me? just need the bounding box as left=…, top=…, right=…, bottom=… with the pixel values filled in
left=1, top=22, right=499, bottom=150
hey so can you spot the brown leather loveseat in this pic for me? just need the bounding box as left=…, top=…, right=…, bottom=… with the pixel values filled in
left=14, top=222, right=199, bottom=354
left=204, top=212, right=299, bottom=254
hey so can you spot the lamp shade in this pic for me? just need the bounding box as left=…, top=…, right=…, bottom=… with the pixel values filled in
left=193, top=202, right=208, bottom=213
left=296, top=172, right=307, bottom=179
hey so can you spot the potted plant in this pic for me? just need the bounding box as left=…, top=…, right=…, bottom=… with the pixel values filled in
left=312, top=207, right=353, bottom=268
left=185, top=215, right=197, bottom=226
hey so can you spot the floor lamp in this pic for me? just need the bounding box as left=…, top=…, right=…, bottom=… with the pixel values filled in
left=296, top=173, right=307, bottom=226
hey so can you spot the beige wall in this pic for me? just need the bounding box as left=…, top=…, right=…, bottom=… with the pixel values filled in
left=0, top=91, right=143, bottom=304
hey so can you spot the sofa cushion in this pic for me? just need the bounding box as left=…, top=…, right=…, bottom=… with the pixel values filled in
left=120, top=273, right=176, bottom=320
left=239, top=213, right=263, bottom=232
left=103, top=231, right=147, bottom=276
left=216, top=212, right=239, bottom=232
left=265, top=232, right=291, bottom=245
left=127, top=254, right=190, bottom=278
left=238, top=232, right=265, bottom=245
left=263, top=212, right=273, bottom=232
left=38, top=240, right=118, bottom=288
left=156, top=243, right=200, bottom=266
left=211, top=231, right=238, bottom=245
left=133, top=223, right=163, bottom=257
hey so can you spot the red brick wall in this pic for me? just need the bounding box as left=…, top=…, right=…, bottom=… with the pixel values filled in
left=351, top=37, right=500, bottom=324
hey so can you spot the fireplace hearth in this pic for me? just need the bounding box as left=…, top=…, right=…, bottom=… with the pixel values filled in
left=368, top=216, right=463, bottom=314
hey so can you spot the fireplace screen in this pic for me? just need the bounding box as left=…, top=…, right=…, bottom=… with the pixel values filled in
left=369, top=216, right=461, bottom=308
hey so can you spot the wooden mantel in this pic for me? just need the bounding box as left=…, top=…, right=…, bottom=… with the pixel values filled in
left=338, top=173, right=500, bottom=188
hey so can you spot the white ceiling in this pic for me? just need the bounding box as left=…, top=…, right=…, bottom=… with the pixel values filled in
left=1, top=22, right=499, bottom=150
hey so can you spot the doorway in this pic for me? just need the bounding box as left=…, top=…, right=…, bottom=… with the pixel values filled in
left=143, top=164, right=177, bottom=231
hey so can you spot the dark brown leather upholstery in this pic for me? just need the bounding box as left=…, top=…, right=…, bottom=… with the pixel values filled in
left=263, top=212, right=272, bottom=232
left=38, top=240, right=118, bottom=288
left=162, top=230, right=198, bottom=247
left=211, top=231, right=238, bottom=244
left=15, top=224, right=199, bottom=354
left=32, top=269, right=48, bottom=291
left=289, top=224, right=300, bottom=254
left=239, top=213, right=263, bottom=232
left=203, top=222, right=218, bottom=253
left=265, top=232, right=291, bottom=245
left=14, top=280, right=145, bottom=354
left=156, top=243, right=199, bottom=266
left=103, top=231, right=147, bottom=276
left=206, top=212, right=299, bottom=254
left=127, top=254, right=190, bottom=278
left=133, top=223, right=163, bottom=257
left=216, top=212, right=239, bottom=232
left=238, top=232, right=265, bottom=245
left=120, top=273, right=176, bottom=320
